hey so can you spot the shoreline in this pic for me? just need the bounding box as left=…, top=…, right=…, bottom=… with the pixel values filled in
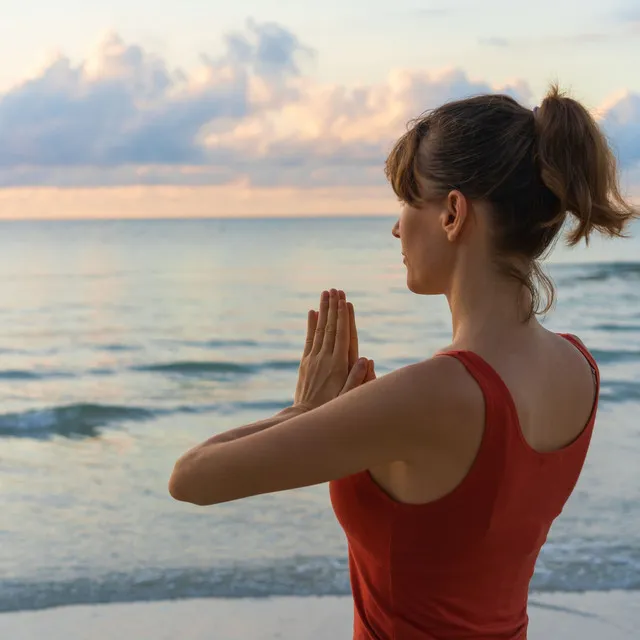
left=1, top=591, right=638, bottom=640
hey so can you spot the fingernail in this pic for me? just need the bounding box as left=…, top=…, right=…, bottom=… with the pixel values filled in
left=358, top=358, right=367, bottom=367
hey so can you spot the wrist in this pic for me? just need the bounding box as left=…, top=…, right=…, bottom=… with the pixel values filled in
left=283, top=403, right=313, bottom=417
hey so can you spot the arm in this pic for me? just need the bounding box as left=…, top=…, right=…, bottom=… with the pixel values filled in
left=168, top=358, right=452, bottom=506
left=199, top=405, right=307, bottom=445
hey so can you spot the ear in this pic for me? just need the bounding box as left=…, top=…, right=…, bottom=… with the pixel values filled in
left=441, top=190, right=468, bottom=241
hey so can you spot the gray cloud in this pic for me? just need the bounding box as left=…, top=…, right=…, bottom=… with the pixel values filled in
left=0, top=21, right=306, bottom=171
left=223, top=19, right=314, bottom=77
left=601, top=93, right=640, bottom=167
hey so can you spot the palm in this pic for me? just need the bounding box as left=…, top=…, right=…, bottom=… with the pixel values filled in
left=294, top=290, right=375, bottom=409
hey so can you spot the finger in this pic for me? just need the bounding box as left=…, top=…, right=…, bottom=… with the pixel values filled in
left=347, top=302, right=359, bottom=370
left=339, top=358, right=368, bottom=394
left=321, top=289, right=339, bottom=353
left=334, top=297, right=350, bottom=360
left=364, top=359, right=376, bottom=382
left=303, top=310, right=318, bottom=357
left=311, top=291, right=330, bottom=354
left=338, top=290, right=346, bottom=302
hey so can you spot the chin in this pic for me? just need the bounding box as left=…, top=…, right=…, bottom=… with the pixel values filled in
left=406, top=272, right=441, bottom=296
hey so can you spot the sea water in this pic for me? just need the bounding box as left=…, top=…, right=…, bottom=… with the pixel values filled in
left=1, top=217, right=639, bottom=611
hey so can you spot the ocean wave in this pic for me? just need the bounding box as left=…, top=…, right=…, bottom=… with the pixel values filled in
left=600, top=381, right=640, bottom=403
left=2, top=544, right=639, bottom=613
left=132, top=360, right=300, bottom=376
left=570, top=262, right=640, bottom=283
left=592, top=323, right=640, bottom=333
left=0, top=400, right=293, bottom=439
left=589, top=349, right=640, bottom=366
left=198, top=339, right=261, bottom=348
left=95, top=343, right=140, bottom=352
left=0, top=404, right=157, bottom=439
left=0, top=370, right=43, bottom=380
left=0, top=369, right=73, bottom=380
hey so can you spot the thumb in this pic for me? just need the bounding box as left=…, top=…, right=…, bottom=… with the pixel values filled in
left=340, top=358, right=369, bottom=395
left=364, top=359, right=376, bottom=382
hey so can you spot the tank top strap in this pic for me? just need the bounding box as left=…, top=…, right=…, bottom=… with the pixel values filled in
left=557, top=333, right=600, bottom=382
left=434, top=349, right=517, bottom=433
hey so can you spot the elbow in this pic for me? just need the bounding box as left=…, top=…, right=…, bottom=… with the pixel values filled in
left=168, top=462, right=191, bottom=503
left=167, top=468, right=188, bottom=503
left=168, top=457, right=211, bottom=506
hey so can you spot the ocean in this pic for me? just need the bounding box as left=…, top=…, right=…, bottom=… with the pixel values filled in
left=1, top=217, right=639, bottom=613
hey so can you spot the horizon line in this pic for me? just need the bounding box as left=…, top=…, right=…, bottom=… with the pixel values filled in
left=0, top=212, right=399, bottom=222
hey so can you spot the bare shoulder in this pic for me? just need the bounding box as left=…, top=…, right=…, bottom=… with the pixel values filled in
left=374, top=355, right=485, bottom=439
left=553, top=332, right=596, bottom=377
left=380, top=355, right=480, bottom=403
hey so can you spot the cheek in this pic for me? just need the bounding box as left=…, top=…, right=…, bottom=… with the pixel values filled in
left=405, top=233, right=453, bottom=294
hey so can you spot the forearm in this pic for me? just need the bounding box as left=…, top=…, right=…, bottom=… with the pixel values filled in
left=169, top=404, right=308, bottom=504
left=198, top=405, right=307, bottom=446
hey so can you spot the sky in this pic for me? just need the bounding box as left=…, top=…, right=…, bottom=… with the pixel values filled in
left=0, top=0, right=639, bottom=220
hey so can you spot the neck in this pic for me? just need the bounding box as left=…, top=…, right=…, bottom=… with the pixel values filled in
left=445, top=264, right=540, bottom=348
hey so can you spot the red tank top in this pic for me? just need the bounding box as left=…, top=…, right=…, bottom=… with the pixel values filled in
left=329, top=334, right=600, bottom=640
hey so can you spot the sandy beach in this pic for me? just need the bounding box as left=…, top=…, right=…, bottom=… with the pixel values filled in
left=1, top=591, right=638, bottom=640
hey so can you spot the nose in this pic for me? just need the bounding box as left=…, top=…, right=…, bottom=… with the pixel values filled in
left=392, top=219, right=400, bottom=239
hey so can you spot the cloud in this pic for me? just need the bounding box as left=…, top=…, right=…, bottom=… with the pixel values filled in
left=478, top=37, right=511, bottom=47
left=0, top=20, right=638, bottom=191
left=600, top=91, right=640, bottom=167
left=0, top=20, right=309, bottom=172
left=479, top=32, right=618, bottom=48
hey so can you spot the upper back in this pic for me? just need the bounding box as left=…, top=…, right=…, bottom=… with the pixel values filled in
left=364, top=329, right=599, bottom=506
left=473, top=330, right=598, bottom=454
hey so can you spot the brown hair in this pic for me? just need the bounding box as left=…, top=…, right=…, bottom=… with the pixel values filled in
left=385, top=84, right=638, bottom=317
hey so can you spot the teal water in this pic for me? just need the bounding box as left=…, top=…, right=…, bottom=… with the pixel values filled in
left=1, top=217, right=639, bottom=611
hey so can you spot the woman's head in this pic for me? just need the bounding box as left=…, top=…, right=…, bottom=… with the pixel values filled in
left=387, top=85, right=637, bottom=317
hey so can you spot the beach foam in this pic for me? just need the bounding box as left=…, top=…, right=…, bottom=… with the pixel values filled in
left=0, top=592, right=637, bottom=640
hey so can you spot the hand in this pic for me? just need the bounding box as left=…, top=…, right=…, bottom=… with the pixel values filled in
left=294, top=289, right=375, bottom=410
left=345, top=297, right=376, bottom=387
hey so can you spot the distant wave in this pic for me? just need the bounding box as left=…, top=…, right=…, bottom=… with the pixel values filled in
left=589, top=348, right=640, bottom=366
left=600, top=381, right=640, bottom=404
left=0, top=370, right=42, bottom=380
left=592, top=323, right=640, bottom=333
left=132, top=360, right=300, bottom=376
left=570, top=262, right=640, bottom=283
left=2, top=543, right=639, bottom=612
left=162, top=338, right=294, bottom=349
left=0, top=369, right=73, bottom=380
left=95, top=343, right=140, bottom=352
left=198, top=339, right=261, bottom=348
left=0, top=404, right=157, bottom=439
left=0, top=400, right=293, bottom=439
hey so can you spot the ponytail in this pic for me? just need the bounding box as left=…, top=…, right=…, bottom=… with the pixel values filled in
left=534, top=84, right=637, bottom=246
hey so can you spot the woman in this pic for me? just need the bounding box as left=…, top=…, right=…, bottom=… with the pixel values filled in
left=169, top=86, right=637, bottom=639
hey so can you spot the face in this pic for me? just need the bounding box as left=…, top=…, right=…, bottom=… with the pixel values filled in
left=392, top=192, right=467, bottom=295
